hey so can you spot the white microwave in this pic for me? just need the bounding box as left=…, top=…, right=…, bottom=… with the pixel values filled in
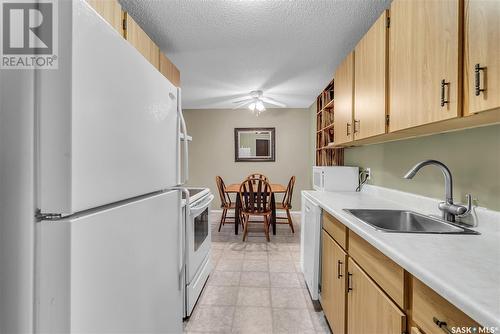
left=312, top=166, right=359, bottom=191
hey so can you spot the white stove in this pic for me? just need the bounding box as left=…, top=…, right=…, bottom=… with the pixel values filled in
left=182, top=187, right=210, bottom=206
left=181, top=187, right=213, bottom=318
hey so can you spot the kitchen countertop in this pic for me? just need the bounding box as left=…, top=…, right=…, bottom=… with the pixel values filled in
left=303, top=185, right=500, bottom=328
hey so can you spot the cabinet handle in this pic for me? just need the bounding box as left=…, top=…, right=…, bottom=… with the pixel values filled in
left=475, top=63, right=486, bottom=96
left=347, top=272, right=353, bottom=292
left=346, top=123, right=351, bottom=136
left=440, top=79, right=450, bottom=107
left=433, top=317, right=453, bottom=334
left=337, top=260, right=343, bottom=279
left=354, top=119, right=360, bottom=133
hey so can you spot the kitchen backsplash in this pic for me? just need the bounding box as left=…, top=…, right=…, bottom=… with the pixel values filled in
left=344, top=124, right=500, bottom=211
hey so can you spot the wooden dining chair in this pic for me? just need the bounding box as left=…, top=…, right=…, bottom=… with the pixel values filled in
left=215, top=176, right=236, bottom=232
left=275, top=176, right=296, bottom=233
left=246, top=173, right=268, bottom=185
left=239, top=177, right=273, bottom=242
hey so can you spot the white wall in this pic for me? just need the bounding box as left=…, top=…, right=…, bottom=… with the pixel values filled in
left=0, top=70, right=35, bottom=333
left=184, top=108, right=312, bottom=209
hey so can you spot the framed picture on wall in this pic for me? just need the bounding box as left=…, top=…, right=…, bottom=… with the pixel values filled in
left=234, top=128, right=275, bottom=162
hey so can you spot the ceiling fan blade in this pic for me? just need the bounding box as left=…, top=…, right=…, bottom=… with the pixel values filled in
left=233, top=99, right=253, bottom=104
left=232, top=100, right=252, bottom=110
left=261, top=97, right=286, bottom=107
left=232, top=96, right=253, bottom=103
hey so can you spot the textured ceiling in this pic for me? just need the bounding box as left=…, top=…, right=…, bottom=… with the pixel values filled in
left=119, top=0, right=391, bottom=109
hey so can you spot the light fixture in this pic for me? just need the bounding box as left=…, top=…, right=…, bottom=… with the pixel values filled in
left=233, top=90, right=284, bottom=116
left=255, top=101, right=265, bottom=112
left=247, top=99, right=266, bottom=115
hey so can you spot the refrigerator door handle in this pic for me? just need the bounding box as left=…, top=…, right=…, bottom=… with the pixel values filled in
left=177, top=88, right=189, bottom=185
left=181, top=114, right=189, bottom=184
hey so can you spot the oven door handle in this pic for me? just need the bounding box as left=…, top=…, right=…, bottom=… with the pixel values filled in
left=189, top=194, right=214, bottom=216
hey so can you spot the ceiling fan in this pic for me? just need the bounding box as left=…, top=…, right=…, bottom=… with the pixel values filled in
left=232, top=90, right=286, bottom=115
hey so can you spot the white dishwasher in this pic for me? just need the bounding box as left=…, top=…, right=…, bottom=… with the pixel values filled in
left=301, top=191, right=322, bottom=300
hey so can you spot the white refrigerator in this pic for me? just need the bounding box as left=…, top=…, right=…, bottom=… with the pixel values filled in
left=3, top=1, right=187, bottom=333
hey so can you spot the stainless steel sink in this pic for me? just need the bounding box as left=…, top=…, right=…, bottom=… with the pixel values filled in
left=344, top=209, right=479, bottom=234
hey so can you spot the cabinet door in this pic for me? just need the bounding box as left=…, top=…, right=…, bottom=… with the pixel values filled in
left=124, top=13, right=160, bottom=69
left=412, top=278, right=479, bottom=334
left=86, top=0, right=123, bottom=35
left=334, top=52, right=354, bottom=145
left=410, top=328, right=424, bottom=334
left=389, top=0, right=460, bottom=132
left=321, top=230, right=334, bottom=321
left=464, top=0, right=500, bottom=115
left=321, top=231, right=347, bottom=334
left=347, top=258, right=405, bottom=334
left=160, top=52, right=181, bottom=87
left=354, top=10, right=388, bottom=140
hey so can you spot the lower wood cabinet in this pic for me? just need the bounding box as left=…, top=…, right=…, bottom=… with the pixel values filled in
left=412, top=277, right=479, bottom=334
left=347, top=258, right=406, bottom=334
left=410, top=327, right=424, bottom=334
left=348, top=231, right=404, bottom=309
left=322, top=211, right=347, bottom=250
left=320, top=222, right=482, bottom=334
left=321, top=230, right=346, bottom=334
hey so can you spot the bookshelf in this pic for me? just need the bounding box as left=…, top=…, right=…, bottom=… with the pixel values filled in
left=315, top=79, right=344, bottom=166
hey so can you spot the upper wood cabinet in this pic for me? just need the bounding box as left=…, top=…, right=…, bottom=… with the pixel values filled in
left=321, top=231, right=346, bottom=334
left=86, top=0, right=123, bottom=36
left=86, top=1, right=181, bottom=86
left=124, top=12, right=160, bottom=69
left=347, top=258, right=406, bottom=334
left=389, top=0, right=460, bottom=132
left=334, top=52, right=355, bottom=145
left=159, top=52, right=181, bottom=87
left=354, top=10, right=388, bottom=140
left=464, top=0, right=500, bottom=115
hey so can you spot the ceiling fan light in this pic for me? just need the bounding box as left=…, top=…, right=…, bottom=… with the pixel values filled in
left=256, top=101, right=265, bottom=112
left=248, top=103, right=256, bottom=111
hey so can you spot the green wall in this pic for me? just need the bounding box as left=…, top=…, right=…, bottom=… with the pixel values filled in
left=344, top=124, right=500, bottom=211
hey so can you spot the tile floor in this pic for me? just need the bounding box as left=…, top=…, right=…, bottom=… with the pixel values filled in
left=184, top=212, right=331, bottom=334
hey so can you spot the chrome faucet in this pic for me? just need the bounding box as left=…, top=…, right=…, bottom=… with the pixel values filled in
left=403, top=160, right=472, bottom=222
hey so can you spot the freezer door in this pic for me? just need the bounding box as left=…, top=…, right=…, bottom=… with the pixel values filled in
left=38, top=0, right=179, bottom=214
left=36, top=191, right=183, bottom=334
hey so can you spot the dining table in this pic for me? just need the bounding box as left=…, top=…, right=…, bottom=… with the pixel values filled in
left=225, top=183, right=287, bottom=235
